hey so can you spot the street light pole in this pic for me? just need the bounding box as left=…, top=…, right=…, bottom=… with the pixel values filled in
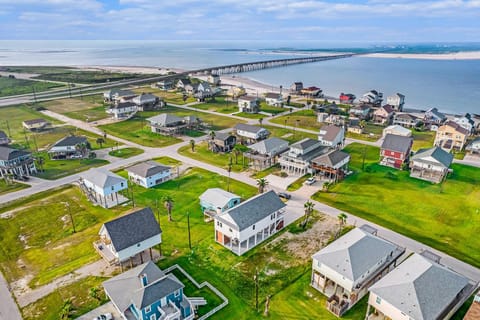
left=254, top=268, right=259, bottom=312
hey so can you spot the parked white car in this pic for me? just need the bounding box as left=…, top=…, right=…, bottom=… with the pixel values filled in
left=305, top=177, right=316, bottom=185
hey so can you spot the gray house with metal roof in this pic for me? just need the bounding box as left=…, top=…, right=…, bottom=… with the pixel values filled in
left=214, top=190, right=286, bottom=255
left=311, top=226, right=405, bottom=317
left=279, top=138, right=328, bottom=175
left=366, top=252, right=474, bottom=320
left=244, top=137, right=289, bottom=171
left=312, top=149, right=350, bottom=181
left=96, top=207, right=162, bottom=265
left=410, top=146, right=453, bottom=183
left=103, top=261, right=194, bottom=320
left=80, top=168, right=128, bottom=208
left=199, top=188, right=241, bottom=221
left=126, top=161, right=171, bottom=188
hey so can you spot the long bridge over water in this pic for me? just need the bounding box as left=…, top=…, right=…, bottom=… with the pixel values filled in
left=0, top=53, right=359, bottom=106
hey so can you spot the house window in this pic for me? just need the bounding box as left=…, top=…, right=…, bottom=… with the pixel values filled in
left=271, top=213, right=275, bottom=220
left=145, top=306, right=151, bottom=313
left=150, top=314, right=156, bottom=320
left=111, top=186, right=114, bottom=191
left=217, top=221, right=222, bottom=227
left=252, top=225, right=255, bottom=230
left=121, top=182, right=124, bottom=187
left=376, top=296, right=382, bottom=305
left=174, top=289, right=180, bottom=297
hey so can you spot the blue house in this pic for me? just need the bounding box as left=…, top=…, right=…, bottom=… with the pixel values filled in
left=103, top=261, right=195, bottom=320
left=199, top=188, right=241, bottom=221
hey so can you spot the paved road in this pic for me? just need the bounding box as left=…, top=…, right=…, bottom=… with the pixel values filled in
left=0, top=272, right=22, bottom=320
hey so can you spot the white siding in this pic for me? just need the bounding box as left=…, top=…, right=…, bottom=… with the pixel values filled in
left=116, top=234, right=162, bottom=262
left=83, top=179, right=127, bottom=197
left=312, top=260, right=354, bottom=292
left=368, top=292, right=410, bottom=320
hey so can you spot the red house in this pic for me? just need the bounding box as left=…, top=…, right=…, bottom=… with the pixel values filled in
left=339, top=93, right=355, bottom=104
left=380, top=134, right=413, bottom=169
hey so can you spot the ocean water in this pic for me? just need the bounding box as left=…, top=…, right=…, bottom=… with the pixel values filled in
left=0, top=40, right=479, bottom=114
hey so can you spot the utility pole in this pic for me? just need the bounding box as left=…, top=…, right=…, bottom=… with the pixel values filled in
left=130, top=182, right=135, bottom=208
left=67, top=83, right=72, bottom=98
left=254, top=268, right=259, bottom=312
left=187, top=212, right=192, bottom=250
left=155, top=198, right=162, bottom=256
left=64, top=202, right=76, bottom=233
left=32, top=86, right=37, bottom=103
left=362, top=144, right=367, bottom=171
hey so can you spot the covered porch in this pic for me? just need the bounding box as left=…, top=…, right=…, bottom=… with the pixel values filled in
left=410, top=166, right=446, bottom=183
left=311, top=271, right=353, bottom=317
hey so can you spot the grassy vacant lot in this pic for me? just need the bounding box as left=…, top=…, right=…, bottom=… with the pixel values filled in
left=270, top=109, right=322, bottom=131
left=0, top=180, right=29, bottom=196
left=263, top=125, right=317, bottom=144
left=153, top=156, right=182, bottom=166
left=411, top=129, right=435, bottom=151
left=132, top=86, right=196, bottom=105
left=346, top=123, right=384, bottom=142
left=108, top=147, right=144, bottom=159
left=41, top=94, right=109, bottom=122
left=313, top=143, right=480, bottom=268
left=259, top=102, right=286, bottom=115
left=192, top=96, right=238, bottom=114
left=236, top=112, right=265, bottom=119
left=0, top=77, right=63, bottom=97
left=178, top=142, right=248, bottom=172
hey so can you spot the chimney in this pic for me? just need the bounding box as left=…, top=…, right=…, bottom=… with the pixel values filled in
left=216, top=207, right=222, bottom=215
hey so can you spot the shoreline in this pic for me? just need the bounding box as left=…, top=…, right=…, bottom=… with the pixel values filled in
left=363, top=51, right=480, bottom=60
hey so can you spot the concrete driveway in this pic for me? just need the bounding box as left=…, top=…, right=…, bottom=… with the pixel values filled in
left=77, top=301, right=121, bottom=320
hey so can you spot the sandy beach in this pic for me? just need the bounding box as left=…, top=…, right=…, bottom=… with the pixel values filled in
left=78, top=65, right=186, bottom=75
left=363, top=51, right=480, bottom=60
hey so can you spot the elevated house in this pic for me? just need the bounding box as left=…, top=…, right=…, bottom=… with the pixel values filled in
left=148, top=114, right=200, bottom=136
left=311, top=226, right=405, bottom=317
left=380, top=134, right=413, bottom=169
left=311, top=150, right=350, bottom=182
left=318, top=124, right=345, bottom=149
left=132, top=93, right=162, bottom=111
left=339, top=93, right=355, bottom=104
left=434, top=120, right=469, bottom=151
left=466, top=136, right=480, bottom=155
left=214, top=191, right=286, bottom=255
left=155, top=79, right=174, bottom=90
left=184, top=83, right=198, bottom=95
left=349, top=105, right=371, bottom=120
left=238, top=95, right=260, bottom=113
left=95, top=207, right=162, bottom=265
left=365, top=252, right=474, bottom=320
left=347, top=118, right=363, bottom=134
left=103, top=261, right=195, bottom=320
left=210, top=132, right=236, bottom=153
left=234, top=123, right=270, bottom=144
left=453, top=114, right=475, bottom=135
left=410, top=146, right=453, bottom=183
left=373, top=105, right=395, bottom=125
left=382, top=125, right=411, bottom=138
left=386, top=93, right=405, bottom=112
left=107, top=101, right=138, bottom=119
left=244, top=137, right=289, bottom=171
left=290, top=82, right=303, bottom=93
left=0, top=130, right=10, bottom=145
left=207, top=74, right=220, bottom=85
left=0, top=146, right=37, bottom=178
left=47, top=135, right=90, bottom=159
left=265, top=92, right=283, bottom=106
left=360, top=90, right=383, bottom=106
left=424, top=107, right=446, bottom=128
left=22, top=118, right=49, bottom=131
left=463, top=291, right=480, bottom=320
left=300, top=86, right=323, bottom=97
left=199, top=188, right=241, bottom=221
left=279, top=138, right=327, bottom=175
left=126, top=161, right=171, bottom=188
left=227, top=85, right=246, bottom=98
left=103, top=89, right=136, bottom=103
left=393, top=113, right=421, bottom=129
left=80, top=168, right=128, bottom=208
left=176, top=78, right=192, bottom=90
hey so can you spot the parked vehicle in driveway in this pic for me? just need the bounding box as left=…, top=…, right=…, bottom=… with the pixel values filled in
left=92, top=313, right=113, bottom=320
left=277, top=192, right=291, bottom=200
left=305, top=177, right=316, bottom=185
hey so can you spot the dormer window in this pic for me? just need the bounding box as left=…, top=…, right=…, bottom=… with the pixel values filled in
left=141, top=274, right=148, bottom=286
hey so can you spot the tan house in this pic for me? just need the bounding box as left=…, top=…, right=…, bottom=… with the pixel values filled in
left=434, top=120, right=469, bottom=151
left=373, top=105, right=395, bottom=125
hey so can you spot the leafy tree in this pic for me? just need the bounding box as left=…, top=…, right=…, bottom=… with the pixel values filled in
left=258, top=117, right=264, bottom=126
left=59, top=299, right=74, bottom=320
left=337, top=213, right=348, bottom=238
left=163, top=195, right=174, bottom=222
left=301, top=201, right=315, bottom=229
left=189, top=139, right=195, bottom=152
left=96, top=137, right=105, bottom=148
left=89, top=287, right=101, bottom=303
left=256, top=178, right=269, bottom=194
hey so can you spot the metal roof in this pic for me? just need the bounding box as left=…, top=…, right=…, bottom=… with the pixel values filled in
left=199, top=188, right=240, bottom=210
left=81, top=168, right=126, bottom=188
left=411, top=146, right=453, bottom=168
left=126, top=161, right=171, bottom=178
left=51, top=135, right=88, bottom=148
left=248, top=137, right=289, bottom=155
left=0, top=146, right=30, bottom=161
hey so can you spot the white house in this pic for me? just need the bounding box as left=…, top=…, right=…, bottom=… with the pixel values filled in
left=214, top=191, right=286, bottom=255
left=311, top=226, right=405, bottom=317
left=126, top=161, right=171, bottom=188
left=106, top=102, right=138, bottom=119
left=318, top=124, right=345, bottom=148
left=132, top=93, right=161, bottom=111
left=199, top=188, right=241, bottom=221
left=360, top=90, right=383, bottom=105
left=382, top=125, right=412, bottom=138
left=234, top=123, right=270, bottom=143
left=386, top=93, right=405, bottom=112
left=366, top=252, right=473, bottom=320
left=22, top=118, right=49, bottom=131
left=265, top=92, right=283, bottom=106
left=0, top=146, right=37, bottom=178
left=466, top=137, right=480, bottom=154
left=80, top=168, right=128, bottom=208
left=47, top=135, right=90, bottom=159
left=453, top=114, right=475, bottom=134
left=238, top=95, right=259, bottom=113
left=103, top=89, right=136, bottom=103
left=410, top=146, right=453, bottom=183
left=279, top=138, right=327, bottom=175
left=208, top=74, right=221, bottom=85
left=96, top=207, right=162, bottom=265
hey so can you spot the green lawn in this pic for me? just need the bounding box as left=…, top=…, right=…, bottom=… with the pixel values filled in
left=259, top=102, right=286, bottom=115
left=178, top=142, right=248, bottom=172
left=0, top=77, right=63, bottom=97
left=108, top=147, right=144, bottom=158
left=346, top=123, right=384, bottom=142
left=263, top=125, right=318, bottom=144
left=0, top=179, right=30, bottom=195
left=312, top=143, right=480, bottom=268
left=41, top=94, right=109, bottom=122
left=193, top=96, right=238, bottom=114
left=287, top=175, right=311, bottom=191
left=251, top=163, right=281, bottom=179
left=236, top=112, right=266, bottom=119
left=132, top=87, right=196, bottom=105
left=411, top=129, right=436, bottom=151
left=270, top=109, right=321, bottom=131
left=153, top=156, right=182, bottom=166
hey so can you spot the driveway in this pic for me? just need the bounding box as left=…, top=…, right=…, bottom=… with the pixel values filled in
left=77, top=301, right=121, bottom=320
left=264, top=173, right=299, bottom=190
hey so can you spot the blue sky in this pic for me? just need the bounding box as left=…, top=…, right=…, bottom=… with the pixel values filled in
left=1, top=0, right=480, bottom=41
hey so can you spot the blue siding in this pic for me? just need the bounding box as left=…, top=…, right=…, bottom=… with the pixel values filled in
left=141, top=300, right=162, bottom=320
left=200, top=197, right=241, bottom=213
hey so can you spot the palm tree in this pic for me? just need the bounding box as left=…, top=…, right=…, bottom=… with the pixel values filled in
left=302, top=201, right=315, bottom=229
left=232, top=146, right=242, bottom=164
left=189, top=139, right=195, bottom=152
left=209, top=130, right=216, bottom=140
left=36, top=156, right=45, bottom=172
left=337, top=213, right=348, bottom=238
left=163, top=195, right=174, bottom=222
left=59, top=299, right=74, bottom=320
left=89, top=287, right=101, bottom=303
left=359, top=120, right=366, bottom=129
left=256, top=178, right=269, bottom=194
left=96, top=137, right=105, bottom=148
left=258, top=117, right=264, bottom=126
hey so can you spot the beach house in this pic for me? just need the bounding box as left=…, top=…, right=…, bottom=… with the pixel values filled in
left=382, top=125, right=412, bottom=138
left=234, top=123, right=270, bottom=143
left=265, top=92, right=283, bottom=106
left=318, top=124, right=345, bottom=148
left=279, top=138, right=327, bottom=175
left=380, top=134, right=413, bottom=169
left=126, top=161, right=172, bottom=188
left=360, top=90, right=383, bottom=105
left=410, top=146, right=453, bottom=183
left=47, top=135, right=90, bottom=159
left=199, top=188, right=241, bottom=221
left=244, top=137, right=289, bottom=171
left=22, top=118, right=49, bottom=131
left=373, top=105, right=395, bottom=125
left=386, top=93, right=405, bottom=112
left=238, top=95, right=260, bottom=113
left=0, top=146, right=37, bottom=178
left=434, top=120, right=469, bottom=151
left=80, top=168, right=128, bottom=208
left=107, top=101, right=138, bottom=119
left=311, top=150, right=350, bottom=182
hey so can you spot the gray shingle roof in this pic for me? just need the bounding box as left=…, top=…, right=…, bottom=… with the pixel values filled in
left=381, top=134, right=413, bottom=153
left=248, top=137, right=289, bottom=155
left=234, top=123, right=265, bottom=134
left=103, top=207, right=161, bottom=252
left=51, top=135, right=88, bottom=148
left=0, top=146, right=30, bottom=161
left=103, top=261, right=183, bottom=313
left=217, top=190, right=285, bottom=231
left=369, top=253, right=469, bottom=320
left=319, top=124, right=343, bottom=143
left=239, top=95, right=258, bottom=102
left=411, top=146, right=453, bottom=168
left=126, top=161, right=171, bottom=178
left=213, top=131, right=232, bottom=141
left=312, top=228, right=398, bottom=282
left=291, top=138, right=319, bottom=151
left=312, top=150, right=350, bottom=168
left=442, top=120, right=470, bottom=136
left=132, top=93, right=158, bottom=104
left=23, top=118, right=48, bottom=126
left=265, top=93, right=281, bottom=99
left=199, top=188, right=240, bottom=210
left=81, top=168, right=126, bottom=188
left=147, top=113, right=183, bottom=126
